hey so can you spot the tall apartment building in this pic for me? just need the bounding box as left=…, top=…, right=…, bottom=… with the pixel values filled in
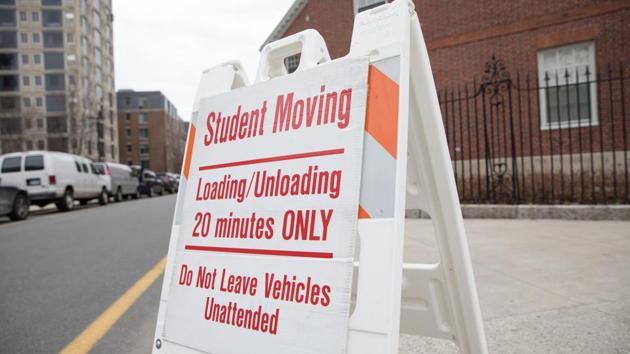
left=0, top=0, right=117, bottom=161
left=117, top=90, right=188, bottom=173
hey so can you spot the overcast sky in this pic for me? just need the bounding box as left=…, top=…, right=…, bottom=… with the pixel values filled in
left=112, top=0, right=295, bottom=121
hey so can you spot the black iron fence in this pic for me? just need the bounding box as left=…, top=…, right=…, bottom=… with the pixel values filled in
left=439, top=57, right=629, bottom=204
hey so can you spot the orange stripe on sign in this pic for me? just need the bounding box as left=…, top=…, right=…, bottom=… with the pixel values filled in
left=358, top=205, right=371, bottom=219
left=365, top=65, right=399, bottom=158
left=182, top=124, right=196, bottom=180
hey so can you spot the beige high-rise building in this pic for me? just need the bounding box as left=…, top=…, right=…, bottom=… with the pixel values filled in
left=0, top=0, right=117, bottom=161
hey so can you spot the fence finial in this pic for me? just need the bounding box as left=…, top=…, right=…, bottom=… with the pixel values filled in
left=481, top=55, right=511, bottom=95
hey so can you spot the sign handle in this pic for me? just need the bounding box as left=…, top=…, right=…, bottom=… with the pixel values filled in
left=255, top=29, right=331, bottom=83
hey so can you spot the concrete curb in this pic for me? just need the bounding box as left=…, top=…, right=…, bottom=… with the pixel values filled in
left=406, top=204, right=630, bottom=221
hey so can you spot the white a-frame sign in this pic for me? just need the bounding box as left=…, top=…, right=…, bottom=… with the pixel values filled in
left=153, top=1, right=487, bottom=353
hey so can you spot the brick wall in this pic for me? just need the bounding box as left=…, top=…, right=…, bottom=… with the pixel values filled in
left=281, top=0, right=629, bottom=86
left=281, top=0, right=354, bottom=59
left=275, top=0, right=630, bottom=203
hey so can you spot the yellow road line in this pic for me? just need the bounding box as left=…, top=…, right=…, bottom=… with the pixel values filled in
left=60, top=256, right=167, bottom=354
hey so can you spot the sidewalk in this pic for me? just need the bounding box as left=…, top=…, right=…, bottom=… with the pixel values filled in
left=399, top=219, right=630, bottom=353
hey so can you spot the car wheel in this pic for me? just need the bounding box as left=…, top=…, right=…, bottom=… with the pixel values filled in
left=56, top=189, right=74, bottom=211
left=115, top=187, right=123, bottom=202
left=9, top=193, right=30, bottom=221
left=147, top=187, right=153, bottom=198
left=98, top=188, right=109, bottom=205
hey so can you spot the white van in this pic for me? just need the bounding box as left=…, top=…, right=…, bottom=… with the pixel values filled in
left=0, top=151, right=109, bottom=211
left=93, top=162, right=140, bottom=202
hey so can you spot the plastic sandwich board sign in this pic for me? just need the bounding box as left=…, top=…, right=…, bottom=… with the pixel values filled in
left=154, top=1, right=487, bottom=354
left=159, top=57, right=368, bottom=353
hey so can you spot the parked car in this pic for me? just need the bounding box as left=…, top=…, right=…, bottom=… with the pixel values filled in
left=170, top=173, right=181, bottom=188
left=131, top=166, right=164, bottom=197
left=0, top=151, right=109, bottom=211
left=157, top=172, right=178, bottom=194
left=93, top=162, right=140, bottom=201
left=0, top=184, right=29, bottom=221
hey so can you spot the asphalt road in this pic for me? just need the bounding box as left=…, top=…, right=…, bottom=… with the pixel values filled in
left=0, top=195, right=175, bottom=354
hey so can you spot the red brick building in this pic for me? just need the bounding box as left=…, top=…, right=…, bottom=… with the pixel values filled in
left=117, top=90, right=187, bottom=173
left=264, top=0, right=630, bottom=204
left=264, top=0, right=629, bottom=89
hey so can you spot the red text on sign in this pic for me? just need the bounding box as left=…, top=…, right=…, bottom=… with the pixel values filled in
left=220, top=268, right=258, bottom=296
left=192, top=212, right=212, bottom=237
left=264, top=273, right=331, bottom=307
left=204, top=102, right=268, bottom=148
left=282, top=209, right=333, bottom=241
left=273, top=85, right=353, bottom=133
left=196, top=266, right=217, bottom=289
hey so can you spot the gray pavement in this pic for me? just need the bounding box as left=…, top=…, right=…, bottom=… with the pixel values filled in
left=1, top=196, right=629, bottom=353
left=400, top=219, right=630, bottom=353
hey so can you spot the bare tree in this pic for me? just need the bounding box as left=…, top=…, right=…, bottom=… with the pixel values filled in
left=0, top=96, right=32, bottom=153
left=21, top=106, right=45, bottom=150
left=67, top=82, right=96, bottom=156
